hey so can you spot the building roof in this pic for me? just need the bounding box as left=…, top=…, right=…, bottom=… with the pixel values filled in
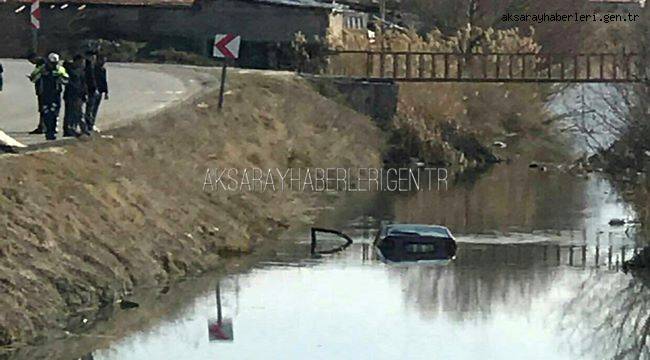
left=588, top=0, right=640, bottom=3
left=587, top=0, right=644, bottom=6
left=6, top=0, right=345, bottom=8
left=9, top=0, right=193, bottom=6
left=250, top=0, right=339, bottom=9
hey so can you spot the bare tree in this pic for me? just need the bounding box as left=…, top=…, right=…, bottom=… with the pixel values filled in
left=557, top=4, right=649, bottom=172
left=399, top=0, right=589, bottom=53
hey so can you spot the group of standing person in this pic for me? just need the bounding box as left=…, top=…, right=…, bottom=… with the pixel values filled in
left=28, top=50, right=108, bottom=141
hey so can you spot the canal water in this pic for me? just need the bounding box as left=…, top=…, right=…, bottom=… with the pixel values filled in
left=4, top=121, right=648, bottom=360
left=61, top=158, right=646, bottom=360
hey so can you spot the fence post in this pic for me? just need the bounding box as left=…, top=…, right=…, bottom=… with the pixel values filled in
left=509, top=54, right=514, bottom=79
left=623, top=47, right=630, bottom=79
left=483, top=53, right=488, bottom=79
left=393, top=54, right=399, bottom=79
left=406, top=45, right=412, bottom=79
left=444, top=54, right=449, bottom=79
left=608, top=246, right=613, bottom=268
left=418, top=54, right=425, bottom=78
left=600, top=54, right=605, bottom=79
left=366, top=50, right=372, bottom=78
left=495, top=54, right=500, bottom=79
left=431, top=54, right=436, bottom=79
left=624, top=47, right=630, bottom=80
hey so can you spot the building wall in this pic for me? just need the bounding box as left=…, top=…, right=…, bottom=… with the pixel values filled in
left=330, top=10, right=368, bottom=34
left=329, top=12, right=345, bottom=38
left=150, top=1, right=330, bottom=43
left=0, top=0, right=332, bottom=64
left=342, top=11, right=368, bottom=29
left=307, top=76, right=398, bottom=128
left=0, top=6, right=33, bottom=57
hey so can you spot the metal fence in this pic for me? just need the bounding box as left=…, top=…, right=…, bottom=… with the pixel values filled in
left=322, top=50, right=647, bottom=83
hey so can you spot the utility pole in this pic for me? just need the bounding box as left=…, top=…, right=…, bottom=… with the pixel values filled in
left=30, top=0, right=40, bottom=53
left=380, top=0, right=386, bottom=40
left=467, top=0, right=478, bottom=24
left=379, top=0, right=386, bottom=76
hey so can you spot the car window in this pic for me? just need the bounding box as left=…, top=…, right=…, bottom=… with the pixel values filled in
left=387, top=225, right=450, bottom=238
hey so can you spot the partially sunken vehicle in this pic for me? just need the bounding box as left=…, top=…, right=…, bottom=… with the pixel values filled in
left=374, top=224, right=457, bottom=263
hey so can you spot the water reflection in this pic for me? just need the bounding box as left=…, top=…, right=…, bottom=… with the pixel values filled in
left=207, top=282, right=234, bottom=342
left=378, top=161, right=635, bottom=238
left=6, top=161, right=646, bottom=359
left=561, top=266, right=650, bottom=359
left=84, top=166, right=644, bottom=359
left=85, top=236, right=646, bottom=360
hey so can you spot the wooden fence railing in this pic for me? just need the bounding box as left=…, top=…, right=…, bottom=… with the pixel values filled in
left=321, top=50, right=647, bottom=83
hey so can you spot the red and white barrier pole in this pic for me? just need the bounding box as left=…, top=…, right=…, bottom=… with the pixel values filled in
left=30, top=0, right=40, bottom=52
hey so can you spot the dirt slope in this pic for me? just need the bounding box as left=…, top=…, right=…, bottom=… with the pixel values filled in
left=0, top=70, right=383, bottom=348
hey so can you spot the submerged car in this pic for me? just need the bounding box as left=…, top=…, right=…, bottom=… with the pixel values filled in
left=374, top=224, right=457, bottom=264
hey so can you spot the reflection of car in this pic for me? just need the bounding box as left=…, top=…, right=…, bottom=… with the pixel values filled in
left=374, top=224, right=457, bottom=264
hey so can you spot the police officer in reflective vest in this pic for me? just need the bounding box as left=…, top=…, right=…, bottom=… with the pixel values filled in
left=30, top=53, right=69, bottom=140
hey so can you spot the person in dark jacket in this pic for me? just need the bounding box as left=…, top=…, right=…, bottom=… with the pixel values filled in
left=92, top=55, right=108, bottom=124
left=0, top=62, right=4, bottom=92
left=84, top=50, right=99, bottom=132
left=31, top=53, right=68, bottom=140
left=27, top=53, right=46, bottom=134
left=63, top=55, right=88, bottom=137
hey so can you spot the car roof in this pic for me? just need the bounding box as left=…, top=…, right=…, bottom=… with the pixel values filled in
left=385, top=224, right=452, bottom=237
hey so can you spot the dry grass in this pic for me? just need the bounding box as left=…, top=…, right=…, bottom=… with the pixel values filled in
left=0, top=71, right=383, bottom=349
left=324, top=26, right=562, bottom=165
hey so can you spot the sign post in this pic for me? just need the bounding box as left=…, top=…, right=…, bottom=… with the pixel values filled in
left=212, top=34, right=241, bottom=110
left=218, top=62, right=228, bottom=110
left=30, top=0, right=40, bottom=52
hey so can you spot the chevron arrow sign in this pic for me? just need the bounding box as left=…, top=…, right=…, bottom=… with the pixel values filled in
left=213, top=34, right=241, bottom=59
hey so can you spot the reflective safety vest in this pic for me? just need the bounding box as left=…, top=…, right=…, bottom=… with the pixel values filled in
left=30, top=63, right=69, bottom=84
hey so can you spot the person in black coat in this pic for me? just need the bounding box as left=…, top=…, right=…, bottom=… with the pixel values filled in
left=83, top=50, right=99, bottom=132
left=0, top=62, right=4, bottom=92
left=92, top=55, right=109, bottom=123
left=27, top=53, right=46, bottom=134
left=63, top=55, right=88, bottom=137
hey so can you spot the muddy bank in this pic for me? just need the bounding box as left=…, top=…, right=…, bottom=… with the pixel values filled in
left=0, top=70, right=383, bottom=348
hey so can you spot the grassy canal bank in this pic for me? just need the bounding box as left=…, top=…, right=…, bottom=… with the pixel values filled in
left=0, top=70, right=384, bottom=349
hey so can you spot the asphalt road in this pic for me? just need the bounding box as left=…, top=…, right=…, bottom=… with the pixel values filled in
left=0, top=59, right=202, bottom=146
